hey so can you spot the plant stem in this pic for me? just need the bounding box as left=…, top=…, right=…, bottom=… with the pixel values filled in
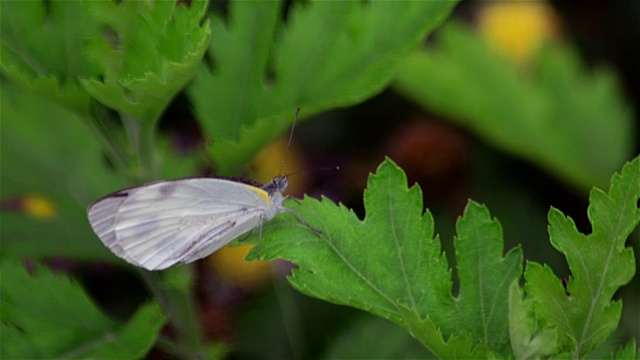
left=125, top=114, right=205, bottom=358
left=137, top=119, right=159, bottom=181
left=274, top=278, right=305, bottom=359
left=88, top=102, right=130, bottom=176
left=139, top=269, right=205, bottom=359
left=121, top=115, right=159, bottom=181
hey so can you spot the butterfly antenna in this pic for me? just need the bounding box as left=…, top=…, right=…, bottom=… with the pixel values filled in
left=279, top=107, right=301, bottom=177
left=285, top=166, right=340, bottom=178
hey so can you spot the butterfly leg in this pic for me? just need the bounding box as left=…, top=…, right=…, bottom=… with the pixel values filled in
left=257, top=216, right=264, bottom=260
left=282, top=196, right=321, bottom=235
left=236, top=219, right=264, bottom=259
left=233, top=225, right=262, bottom=260
left=236, top=228, right=256, bottom=243
left=283, top=208, right=322, bottom=236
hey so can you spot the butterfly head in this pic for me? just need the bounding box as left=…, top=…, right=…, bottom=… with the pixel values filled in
left=262, top=176, right=289, bottom=196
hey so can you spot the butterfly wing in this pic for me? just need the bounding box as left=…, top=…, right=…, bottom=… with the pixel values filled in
left=88, top=178, right=270, bottom=270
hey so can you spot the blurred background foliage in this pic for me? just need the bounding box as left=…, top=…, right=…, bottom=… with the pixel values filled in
left=1, top=0, right=638, bottom=358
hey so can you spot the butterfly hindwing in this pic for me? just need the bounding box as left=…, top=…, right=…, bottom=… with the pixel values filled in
left=88, top=178, right=271, bottom=270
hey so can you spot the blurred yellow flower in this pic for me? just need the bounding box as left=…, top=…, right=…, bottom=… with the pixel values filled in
left=478, top=1, right=561, bottom=64
left=206, top=134, right=307, bottom=290
left=249, top=137, right=307, bottom=196
left=207, top=244, right=273, bottom=290
left=22, top=195, right=58, bottom=220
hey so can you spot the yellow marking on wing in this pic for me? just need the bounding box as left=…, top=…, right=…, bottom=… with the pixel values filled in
left=243, top=184, right=270, bottom=204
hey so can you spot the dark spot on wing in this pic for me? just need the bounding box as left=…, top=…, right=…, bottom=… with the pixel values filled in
left=112, top=191, right=129, bottom=198
left=159, top=183, right=178, bottom=197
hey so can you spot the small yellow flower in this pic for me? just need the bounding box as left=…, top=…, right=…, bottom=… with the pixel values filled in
left=478, top=1, right=561, bottom=64
left=207, top=244, right=273, bottom=290
left=22, top=195, right=58, bottom=220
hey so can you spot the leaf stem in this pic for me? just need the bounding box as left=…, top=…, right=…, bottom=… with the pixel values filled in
left=139, top=269, right=205, bottom=359
left=126, top=114, right=205, bottom=358
left=88, top=102, right=130, bottom=175
left=273, top=278, right=305, bottom=359
left=121, top=115, right=159, bottom=181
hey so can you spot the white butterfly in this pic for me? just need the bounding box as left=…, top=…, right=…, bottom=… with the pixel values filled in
left=87, top=175, right=297, bottom=271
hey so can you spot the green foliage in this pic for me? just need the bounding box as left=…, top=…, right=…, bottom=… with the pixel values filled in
left=394, top=21, right=635, bottom=192
left=1, top=0, right=210, bottom=180
left=0, top=259, right=166, bottom=359
left=523, top=156, right=639, bottom=357
left=1, top=0, right=637, bottom=358
left=0, top=0, right=209, bottom=123
left=323, top=314, right=430, bottom=359
left=0, top=0, right=101, bottom=115
left=251, top=156, right=639, bottom=358
left=608, top=340, right=637, bottom=360
left=508, top=281, right=559, bottom=358
left=80, top=0, right=210, bottom=124
left=0, top=84, right=127, bottom=261
left=188, top=0, right=457, bottom=174
left=252, top=159, right=522, bottom=358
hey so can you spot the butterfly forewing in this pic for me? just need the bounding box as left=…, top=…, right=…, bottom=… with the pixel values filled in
left=88, top=178, right=271, bottom=270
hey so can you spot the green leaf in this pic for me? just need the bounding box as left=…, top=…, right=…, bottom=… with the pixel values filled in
left=397, top=305, right=489, bottom=359
left=0, top=0, right=101, bottom=115
left=524, top=156, right=640, bottom=357
left=80, top=0, right=210, bottom=124
left=394, top=21, right=634, bottom=192
left=0, top=258, right=166, bottom=359
left=322, top=314, right=431, bottom=359
left=508, top=281, right=559, bottom=359
left=452, top=201, right=523, bottom=353
left=188, top=0, right=457, bottom=174
left=248, top=158, right=522, bottom=357
left=0, top=82, right=127, bottom=261
left=1, top=0, right=210, bottom=179
left=607, top=339, right=637, bottom=360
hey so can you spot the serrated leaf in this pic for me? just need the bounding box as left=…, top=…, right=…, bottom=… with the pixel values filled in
left=524, top=156, right=640, bottom=356
left=607, top=339, right=637, bottom=360
left=397, top=305, right=490, bottom=359
left=80, top=0, right=210, bottom=123
left=188, top=0, right=457, bottom=174
left=248, top=158, right=522, bottom=357
left=452, top=201, right=523, bottom=352
left=0, top=258, right=166, bottom=359
left=1, top=0, right=210, bottom=179
left=394, top=21, right=634, bottom=192
left=0, top=0, right=101, bottom=115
